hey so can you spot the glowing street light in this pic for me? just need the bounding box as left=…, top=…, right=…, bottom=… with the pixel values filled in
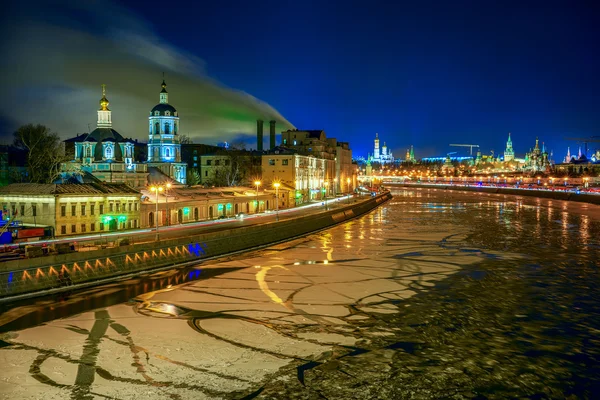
left=347, top=177, right=351, bottom=204
left=149, top=185, right=164, bottom=241
left=165, top=182, right=172, bottom=226
left=254, top=180, right=261, bottom=213
left=273, top=182, right=280, bottom=221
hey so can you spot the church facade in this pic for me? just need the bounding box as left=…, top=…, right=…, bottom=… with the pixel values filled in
left=146, top=80, right=187, bottom=184
left=64, top=85, right=148, bottom=187
left=64, top=80, right=187, bottom=187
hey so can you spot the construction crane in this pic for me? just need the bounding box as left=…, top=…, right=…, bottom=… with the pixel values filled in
left=564, top=136, right=600, bottom=156
left=449, top=144, right=480, bottom=156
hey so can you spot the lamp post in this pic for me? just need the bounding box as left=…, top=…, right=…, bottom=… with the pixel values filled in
left=324, top=181, right=329, bottom=210
left=273, top=182, right=280, bottom=221
left=347, top=177, right=351, bottom=204
left=333, top=178, right=337, bottom=198
left=165, top=182, right=171, bottom=226
left=254, top=180, right=261, bottom=213
left=150, top=185, right=163, bottom=241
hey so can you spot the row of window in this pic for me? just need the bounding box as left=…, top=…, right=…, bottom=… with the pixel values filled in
left=268, top=159, right=289, bottom=166
left=59, top=202, right=138, bottom=217
left=206, top=159, right=230, bottom=166
left=59, top=220, right=139, bottom=235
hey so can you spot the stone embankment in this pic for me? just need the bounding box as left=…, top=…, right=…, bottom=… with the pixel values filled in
left=392, top=183, right=600, bottom=205
left=0, top=192, right=392, bottom=300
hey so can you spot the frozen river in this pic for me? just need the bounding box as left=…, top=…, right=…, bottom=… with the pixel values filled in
left=1, top=188, right=599, bottom=399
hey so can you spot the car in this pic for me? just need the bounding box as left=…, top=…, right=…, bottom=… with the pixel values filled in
left=235, top=213, right=246, bottom=219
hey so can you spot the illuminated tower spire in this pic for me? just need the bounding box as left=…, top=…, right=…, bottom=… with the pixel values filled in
left=97, top=84, right=112, bottom=128
left=374, top=133, right=380, bottom=160
left=504, top=132, right=515, bottom=162
left=160, top=74, right=169, bottom=104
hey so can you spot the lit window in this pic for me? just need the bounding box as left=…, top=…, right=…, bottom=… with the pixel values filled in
left=269, top=159, right=275, bottom=166
left=282, top=159, right=289, bottom=166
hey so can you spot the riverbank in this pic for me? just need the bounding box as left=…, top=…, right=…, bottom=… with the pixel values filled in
left=0, top=192, right=392, bottom=301
left=390, top=183, right=600, bottom=205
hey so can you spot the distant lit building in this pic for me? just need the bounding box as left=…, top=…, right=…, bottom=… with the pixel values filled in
left=405, top=145, right=416, bottom=163
left=369, top=133, right=394, bottom=164
left=504, top=132, right=515, bottom=162
left=524, top=138, right=549, bottom=172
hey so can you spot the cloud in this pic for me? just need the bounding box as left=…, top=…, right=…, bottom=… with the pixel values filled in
left=0, top=0, right=294, bottom=146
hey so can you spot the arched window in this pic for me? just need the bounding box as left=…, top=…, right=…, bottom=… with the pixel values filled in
left=155, top=122, right=160, bottom=134
left=164, top=123, right=170, bottom=135
left=165, top=148, right=170, bottom=158
left=105, top=146, right=113, bottom=159
left=85, top=146, right=92, bottom=157
left=149, top=212, right=154, bottom=226
left=194, top=207, right=198, bottom=221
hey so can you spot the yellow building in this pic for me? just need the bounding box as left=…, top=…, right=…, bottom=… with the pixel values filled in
left=261, top=148, right=333, bottom=205
left=0, top=183, right=142, bottom=237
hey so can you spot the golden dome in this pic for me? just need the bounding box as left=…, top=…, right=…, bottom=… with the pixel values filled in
left=99, top=84, right=110, bottom=111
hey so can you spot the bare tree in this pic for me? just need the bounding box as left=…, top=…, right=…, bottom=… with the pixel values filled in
left=209, top=148, right=261, bottom=187
left=14, top=124, right=67, bottom=183
left=179, top=134, right=192, bottom=144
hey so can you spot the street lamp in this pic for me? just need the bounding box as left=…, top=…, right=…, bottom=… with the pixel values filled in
left=254, top=180, right=261, bottom=213
left=347, top=177, right=351, bottom=204
left=150, top=185, right=164, bottom=241
left=165, top=182, right=172, bottom=226
left=273, top=182, right=280, bottom=221
left=333, top=178, right=337, bottom=198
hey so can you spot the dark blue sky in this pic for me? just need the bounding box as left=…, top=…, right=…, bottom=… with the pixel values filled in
left=6, top=0, right=599, bottom=160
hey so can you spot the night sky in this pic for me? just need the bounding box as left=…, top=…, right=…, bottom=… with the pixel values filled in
left=1, top=0, right=599, bottom=160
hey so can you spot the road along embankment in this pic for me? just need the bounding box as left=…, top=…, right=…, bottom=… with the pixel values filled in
left=391, top=184, right=600, bottom=206
left=0, top=192, right=392, bottom=300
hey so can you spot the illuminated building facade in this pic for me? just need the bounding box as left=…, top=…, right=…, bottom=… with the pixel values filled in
left=524, top=138, right=550, bottom=172
left=64, top=86, right=148, bottom=187
left=146, top=80, right=187, bottom=184
left=139, top=186, right=279, bottom=227
left=0, top=183, right=141, bottom=237
left=369, top=133, right=394, bottom=164
left=261, top=148, right=331, bottom=205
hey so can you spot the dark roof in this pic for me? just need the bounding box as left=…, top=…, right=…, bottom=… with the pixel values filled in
left=150, top=103, right=177, bottom=116
left=264, top=146, right=297, bottom=155
left=85, top=127, right=125, bottom=142
left=64, top=134, right=88, bottom=143
left=0, top=182, right=140, bottom=196
left=147, top=166, right=177, bottom=185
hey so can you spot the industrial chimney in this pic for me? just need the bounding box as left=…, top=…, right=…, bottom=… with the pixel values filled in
left=269, top=120, right=276, bottom=150
left=256, top=120, right=264, bottom=152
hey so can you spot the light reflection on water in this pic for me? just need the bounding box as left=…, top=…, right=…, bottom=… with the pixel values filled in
left=282, top=188, right=600, bottom=398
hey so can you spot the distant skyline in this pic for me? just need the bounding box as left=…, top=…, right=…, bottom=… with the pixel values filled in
left=1, top=0, right=599, bottom=159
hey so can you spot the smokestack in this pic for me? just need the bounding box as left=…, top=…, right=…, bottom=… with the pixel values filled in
left=269, top=120, right=276, bottom=150
left=256, top=120, right=264, bottom=152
